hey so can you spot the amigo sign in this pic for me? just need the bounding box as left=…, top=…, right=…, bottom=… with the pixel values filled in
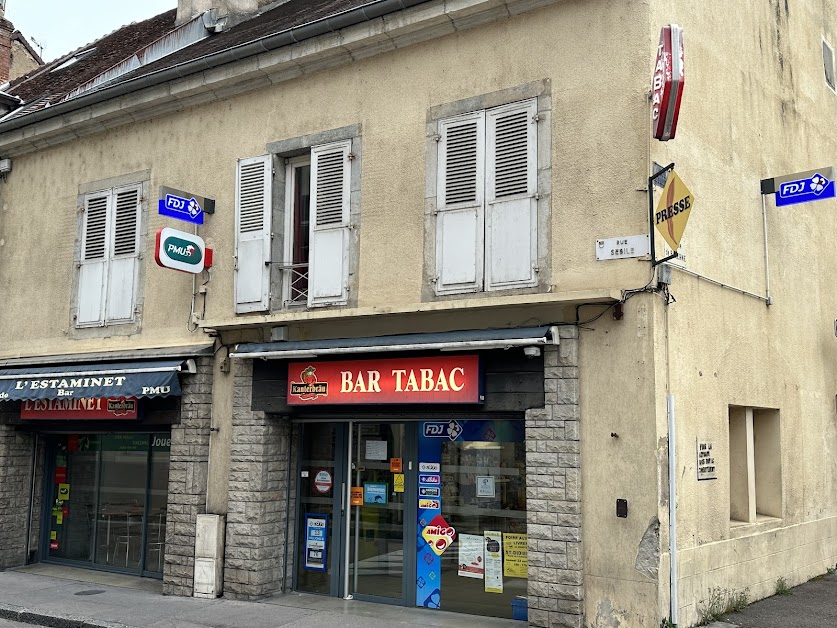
left=154, top=227, right=213, bottom=274
left=287, top=355, right=481, bottom=405
left=651, top=24, right=684, bottom=141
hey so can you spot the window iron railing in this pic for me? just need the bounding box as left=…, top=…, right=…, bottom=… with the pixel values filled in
left=275, top=262, right=309, bottom=306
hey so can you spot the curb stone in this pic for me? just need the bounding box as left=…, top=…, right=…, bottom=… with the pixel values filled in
left=0, top=604, right=133, bottom=628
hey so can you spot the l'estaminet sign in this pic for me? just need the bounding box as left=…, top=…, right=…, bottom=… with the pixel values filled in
left=654, top=169, right=694, bottom=252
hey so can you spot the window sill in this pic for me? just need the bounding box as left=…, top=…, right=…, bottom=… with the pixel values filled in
left=729, top=515, right=783, bottom=539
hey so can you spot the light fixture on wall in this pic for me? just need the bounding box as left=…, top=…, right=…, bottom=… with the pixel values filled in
left=0, top=158, right=12, bottom=182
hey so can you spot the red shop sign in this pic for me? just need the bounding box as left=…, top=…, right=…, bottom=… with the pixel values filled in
left=21, top=397, right=139, bottom=420
left=651, top=23, right=685, bottom=141
left=288, top=355, right=481, bottom=405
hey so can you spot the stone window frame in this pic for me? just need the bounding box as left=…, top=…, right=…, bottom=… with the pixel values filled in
left=728, top=405, right=783, bottom=528
left=422, top=80, right=553, bottom=302
left=69, top=170, right=150, bottom=339
left=265, top=124, right=362, bottom=311
left=823, top=36, right=836, bottom=92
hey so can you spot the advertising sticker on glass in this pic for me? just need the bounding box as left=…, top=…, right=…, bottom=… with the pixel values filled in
left=304, top=514, right=328, bottom=572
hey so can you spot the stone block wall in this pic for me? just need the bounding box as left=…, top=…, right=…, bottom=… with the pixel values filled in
left=0, top=409, right=35, bottom=569
left=526, top=327, right=583, bottom=628
left=223, top=359, right=294, bottom=600
left=163, top=356, right=213, bottom=596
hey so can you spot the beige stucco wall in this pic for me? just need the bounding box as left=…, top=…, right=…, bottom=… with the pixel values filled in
left=0, top=0, right=652, bottom=357
left=648, top=0, right=837, bottom=625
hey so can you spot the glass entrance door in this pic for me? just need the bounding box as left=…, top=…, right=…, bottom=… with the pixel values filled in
left=347, top=422, right=409, bottom=601
left=295, top=422, right=414, bottom=603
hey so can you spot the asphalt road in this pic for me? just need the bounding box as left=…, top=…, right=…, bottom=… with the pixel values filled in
left=0, top=620, right=35, bottom=627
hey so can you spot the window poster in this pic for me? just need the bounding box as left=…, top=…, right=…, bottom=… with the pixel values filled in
left=457, top=533, right=484, bottom=579
left=476, top=476, right=495, bottom=497
left=364, top=482, right=388, bottom=505
left=304, top=514, right=328, bottom=571
left=503, top=533, right=528, bottom=578
left=365, top=440, right=387, bottom=461
left=484, top=531, right=503, bottom=593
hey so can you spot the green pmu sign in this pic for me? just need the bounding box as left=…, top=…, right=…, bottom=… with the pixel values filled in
left=154, top=227, right=213, bottom=274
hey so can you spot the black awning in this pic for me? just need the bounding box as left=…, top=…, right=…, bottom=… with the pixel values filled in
left=0, top=360, right=184, bottom=401
left=230, top=326, right=559, bottom=360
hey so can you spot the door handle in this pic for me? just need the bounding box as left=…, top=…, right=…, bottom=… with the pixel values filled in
left=341, top=482, right=345, bottom=514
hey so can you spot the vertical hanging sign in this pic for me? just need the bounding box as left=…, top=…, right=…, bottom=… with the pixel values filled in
left=651, top=24, right=685, bottom=141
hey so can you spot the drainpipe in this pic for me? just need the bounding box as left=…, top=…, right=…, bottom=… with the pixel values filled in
left=667, top=394, right=678, bottom=628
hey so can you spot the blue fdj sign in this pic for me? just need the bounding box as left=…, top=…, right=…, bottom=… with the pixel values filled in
left=422, top=420, right=463, bottom=441
left=419, top=474, right=440, bottom=485
left=159, top=194, right=204, bottom=224
left=775, top=171, right=836, bottom=207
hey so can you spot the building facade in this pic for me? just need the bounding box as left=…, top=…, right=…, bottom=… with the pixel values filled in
left=0, top=1, right=835, bottom=627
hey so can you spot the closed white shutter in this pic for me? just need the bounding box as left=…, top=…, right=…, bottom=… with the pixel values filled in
left=308, top=140, right=351, bottom=307
left=485, top=99, right=538, bottom=289
left=77, top=192, right=110, bottom=325
left=235, top=155, right=272, bottom=313
left=105, top=185, right=141, bottom=322
left=435, top=111, right=485, bottom=294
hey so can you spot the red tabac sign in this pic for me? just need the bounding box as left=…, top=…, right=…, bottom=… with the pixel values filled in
left=288, top=356, right=481, bottom=405
left=651, top=23, right=684, bottom=141
left=21, top=397, right=139, bottom=420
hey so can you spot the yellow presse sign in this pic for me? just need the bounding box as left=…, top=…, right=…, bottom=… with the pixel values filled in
left=655, top=170, right=694, bottom=252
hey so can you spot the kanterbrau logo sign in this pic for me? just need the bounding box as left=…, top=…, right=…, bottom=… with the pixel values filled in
left=21, top=397, right=139, bottom=420
left=290, top=366, right=328, bottom=401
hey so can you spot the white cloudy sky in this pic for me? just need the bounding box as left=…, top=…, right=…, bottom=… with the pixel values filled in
left=6, top=1, right=177, bottom=61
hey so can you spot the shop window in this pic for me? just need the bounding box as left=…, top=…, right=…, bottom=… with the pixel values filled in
left=45, top=433, right=170, bottom=575
left=824, top=38, right=836, bottom=91
left=728, top=406, right=782, bottom=524
left=235, top=126, right=360, bottom=313
left=75, top=184, right=142, bottom=327
left=422, top=421, right=528, bottom=619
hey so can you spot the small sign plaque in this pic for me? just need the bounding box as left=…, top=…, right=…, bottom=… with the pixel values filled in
left=697, top=440, right=717, bottom=481
left=596, top=234, right=650, bottom=260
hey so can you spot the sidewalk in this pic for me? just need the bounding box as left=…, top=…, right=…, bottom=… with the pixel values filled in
left=0, top=565, right=519, bottom=628
left=713, top=571, right=837, bottom=628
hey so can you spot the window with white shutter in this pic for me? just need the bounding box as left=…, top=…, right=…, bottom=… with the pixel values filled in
left=235, top=155, right=273, bottom=313
left=485, top=99, right=538, bottom=289
left=77, top=193, right=109, bottom=325
left=435, top=112, right=485, bottom=294
left=76, top=184, right=142, bottom=327
left=308, top=140, right=351, bottom=307
left=434, top=98, right=538, bottom=295
left=107, top=186, right=141, bottom=321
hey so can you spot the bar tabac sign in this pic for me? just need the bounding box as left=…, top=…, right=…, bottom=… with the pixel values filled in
left=287, top=355, right=481, bottom=405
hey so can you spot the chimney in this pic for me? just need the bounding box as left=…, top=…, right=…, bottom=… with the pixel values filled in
left=0, top=15, right=12, bottom=83
left=176, top=0, right=278, bottom=26
left=0, top=1, right=5, bottom=20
